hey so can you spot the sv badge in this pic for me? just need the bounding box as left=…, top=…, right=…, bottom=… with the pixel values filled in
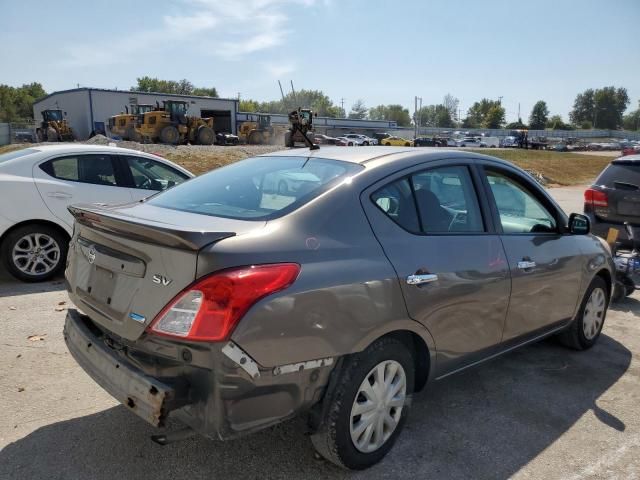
left=152, top=274, right=172, bottom=286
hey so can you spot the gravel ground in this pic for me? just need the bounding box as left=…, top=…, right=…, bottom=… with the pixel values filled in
left=0, top=188, right=639, bottom=480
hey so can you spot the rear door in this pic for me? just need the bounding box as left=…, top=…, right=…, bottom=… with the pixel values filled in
left=33, top=153, right=133, bottom=229
left=479, top=164, right=583, bottom=340
left=362, top=160, right=510, bottom=375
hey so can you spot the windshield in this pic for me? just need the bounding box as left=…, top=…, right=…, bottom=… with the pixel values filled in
left=149, top=156, right=363, bottom=220
left=0, top=148, right=38, bottom=164
left=44, top=110, right=63, bottom=121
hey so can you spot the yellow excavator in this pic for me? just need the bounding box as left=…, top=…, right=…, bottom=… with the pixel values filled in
left=108, top=104, right=154, bottom=141
left=238, top=114, right=287, bottom=145
left=134, top=100, right=215, bottom=145
left=36, top=109, right=74, bottom=142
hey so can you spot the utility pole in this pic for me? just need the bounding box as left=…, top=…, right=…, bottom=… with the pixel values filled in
left=340, top=98, right=345, bottom=117
left=458, top=107, right=462, bottom=126
left=498, top=96, right=503, bottom=105
left=414, top=96, right=418, bottom=139
left=518, top=102, right=521, bottom=121
left=237, top=92, right=241, bottom=101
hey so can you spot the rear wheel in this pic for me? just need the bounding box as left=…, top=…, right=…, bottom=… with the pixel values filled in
left=197, top=126, right=215, bottom=145
left=310, top=337, right=414, bottom=470
left=160, top=125, right=179, bottom=145
left=558, top=276, right=608, bottom=350
left=126, top=126, right=142, bottom=143
left=248, top=131, right=262, bottom=145
left=1, top=224, right=68, bottom=282
left=46, top=127, right=58, bottom=142
left=284, top=131, right=293, bottom=148
left=404, top=142, right=410, bottom=147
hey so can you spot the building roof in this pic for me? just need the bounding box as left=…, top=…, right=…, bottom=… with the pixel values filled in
left=33, top=87, right=239, bottom=106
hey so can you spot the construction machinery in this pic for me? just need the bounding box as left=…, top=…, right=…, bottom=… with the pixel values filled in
left=108, top=104, right=154, bottom=141
left=285, top=108, right=318, bottom=149
left=36, top=109, right=74, bottom=142
left=134, top=100, right=215, bottom=145
left=238, top=114, right=287, bottom=145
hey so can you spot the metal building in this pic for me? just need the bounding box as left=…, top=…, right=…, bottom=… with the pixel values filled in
left=33, top=88, right=239, bottom=140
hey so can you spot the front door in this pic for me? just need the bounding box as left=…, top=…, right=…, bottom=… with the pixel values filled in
left=480, top=166, right=583, bottom=340
left=362, top=162, right=511, bottom=376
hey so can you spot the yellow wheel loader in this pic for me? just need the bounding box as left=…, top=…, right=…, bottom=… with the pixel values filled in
left=36, top=109, right=74, bottom=142
left=134, top=101, right=215, bottom=145
left=238, top=114, right=287, bottom=145
left=108, top=104, right=154, bottom=141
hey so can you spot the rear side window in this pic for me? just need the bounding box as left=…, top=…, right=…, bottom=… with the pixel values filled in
left=372, top=165, right=484, bottom=234
left=40, top=154, right=119, bottom=186
left=148, top=156, right=362, bottom=220
left=596, top=163, right=640, bottom=188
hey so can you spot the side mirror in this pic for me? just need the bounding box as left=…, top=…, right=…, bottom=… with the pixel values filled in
left=568, top=213, right=590, bottom=235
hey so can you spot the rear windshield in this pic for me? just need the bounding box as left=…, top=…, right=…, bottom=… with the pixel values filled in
left=0, top=148, right=38, bottom=164
left=148, top=156, right=363, bottom=220
left=596, top=163, right=640, bottom=188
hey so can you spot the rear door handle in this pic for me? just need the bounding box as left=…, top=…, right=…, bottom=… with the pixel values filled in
left=47, top=192, right=72, bottom=199
left=406, top=273, right=439, bottom=285
left=517, top=260, right=537, bottom=270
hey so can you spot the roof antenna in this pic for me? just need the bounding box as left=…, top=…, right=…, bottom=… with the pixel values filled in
left=278, top=80, right=288, bottom=111
left=290, top=80, right=298, bottom=106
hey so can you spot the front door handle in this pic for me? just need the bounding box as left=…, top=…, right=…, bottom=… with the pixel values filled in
left=406, top=273, right=439, bottom=285
left=517, top=260, right=537, bottom=270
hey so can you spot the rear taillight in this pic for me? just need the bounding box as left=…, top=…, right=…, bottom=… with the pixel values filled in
left=148, top=263, right=300, bottom=342
left=584, top=188, right=608, bottom=208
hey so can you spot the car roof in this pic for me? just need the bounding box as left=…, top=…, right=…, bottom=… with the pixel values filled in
left=613, top=154, right=640, bottom=164
left=27, top=144, right=151, bottom=156
left=259, top=146, right=515, bottom=168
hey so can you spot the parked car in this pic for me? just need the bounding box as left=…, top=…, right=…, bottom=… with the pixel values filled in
left=216, top=132, right=240, bottom=145
left=456, top=137, right=482, bottom=147
left=313, top=134, right=339, bottom=145
left=335, top=137, right=356, bottom=146
left=413, top=137, right=446, bottom=147
left=64, top=146, right=612, bottom=470
left=343, top=134, right=376, bottom=146
left=382, top=136, right=413, bottom=146
left=479, top=136, right=500, bottom=148
left=621, top=145, right=640, bottom=156
left=585, top=154, right=640, bottom=246
left=501, top=136, right=518, bottom=148
left=0, top=144, right=193, bottom=282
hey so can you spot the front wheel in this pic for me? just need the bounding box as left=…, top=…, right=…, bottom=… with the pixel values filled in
left=558, top=276, right=609, bottom=350
left=310, top=337, right=414, bottom=470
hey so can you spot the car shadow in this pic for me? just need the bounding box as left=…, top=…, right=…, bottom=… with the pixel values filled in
left=0, top=335, right=631, bottom=479
left=0, top=269, right=65, bottom=298
left=609, top=294, right=640, bottom=316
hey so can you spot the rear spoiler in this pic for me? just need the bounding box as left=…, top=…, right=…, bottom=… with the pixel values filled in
left=68, top=205, right=235, bottom=251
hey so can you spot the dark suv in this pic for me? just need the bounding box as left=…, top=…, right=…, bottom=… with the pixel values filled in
left=585, top=154, right=640, bottom=244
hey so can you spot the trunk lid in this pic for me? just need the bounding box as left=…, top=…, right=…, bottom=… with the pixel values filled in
left=594, top=161, right=640, bottom=224
left=66, top=202, right=265, bottom=341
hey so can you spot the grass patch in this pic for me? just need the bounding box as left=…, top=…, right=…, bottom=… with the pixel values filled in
left=469, top=149, right=614, bottom=185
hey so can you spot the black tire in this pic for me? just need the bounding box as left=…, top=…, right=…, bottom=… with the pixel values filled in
left=159, top=125, right=179, bottom=145
left=558, top=276, right=609, bottom=350
left=284, top=131, right=293, bottom=148
left=363, top=141, right=369, bottom=146
left=46, top=127, right=58, bottom=142
left=310, top=337, right=415, bottom=470
left=404, top=142, right=410, bottom=147
left=197, top=126, right=215, bottom=145
left=1, top=224, right=68, bottom=282
left=126, top=126, right=142, bottom=143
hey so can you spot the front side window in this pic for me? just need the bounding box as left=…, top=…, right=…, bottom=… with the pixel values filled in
left=125, top=156, right=189, bottom=191
left=149, top=156, right=362, bottom=220
left=486, top=170, right=557, bottom=234
left=40, top=155, right=118, bottom=186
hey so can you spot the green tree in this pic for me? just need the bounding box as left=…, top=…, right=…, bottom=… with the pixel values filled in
left=569, top=86, right=629, bottom=129
left=247, top=89, right=343, bottom=117
left=622, top=102, right=640, bottom=131
left=416, top=104, right=454, bottom=127
left=484, top=105, right=506, bottom=128
left=348, top=99, right=368, bottom=120
left=505, top=119, right=528, bottom=129
left=443, top=93, right=459, bottom=120
left=528, top=101, right=549, bottom=130
left=0, top=82, right=47, bottom=121
left=131, top=77, right=218, bottom=97
left=463, top=98, right=502, bottom=128
left=546, top=114, right=574, bottom=130
left=239, top=99, right=260, bottom=112
left=369, top=104, right=412, bottom=126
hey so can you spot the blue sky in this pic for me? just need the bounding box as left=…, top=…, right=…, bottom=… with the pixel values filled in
left=2, top=0, right=638, bottom=121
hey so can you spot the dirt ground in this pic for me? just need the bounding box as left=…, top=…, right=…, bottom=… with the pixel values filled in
left=0, top=187, right=638, bottom=480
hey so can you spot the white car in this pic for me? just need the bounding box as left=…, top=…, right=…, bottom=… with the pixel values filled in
left=0, top=144, right=194, bottom=282
left=456, top=137, right=482, bottom=147
left=479, top=136, right=500, bottom=148
left=342, top=134, right=377, bottom=146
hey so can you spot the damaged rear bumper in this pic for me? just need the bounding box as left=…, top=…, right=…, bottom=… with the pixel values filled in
left=64, top=309, right=182, bottom=427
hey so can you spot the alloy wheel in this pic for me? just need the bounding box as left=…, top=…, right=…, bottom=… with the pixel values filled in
left=11, top=233, right=61, bottom=276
